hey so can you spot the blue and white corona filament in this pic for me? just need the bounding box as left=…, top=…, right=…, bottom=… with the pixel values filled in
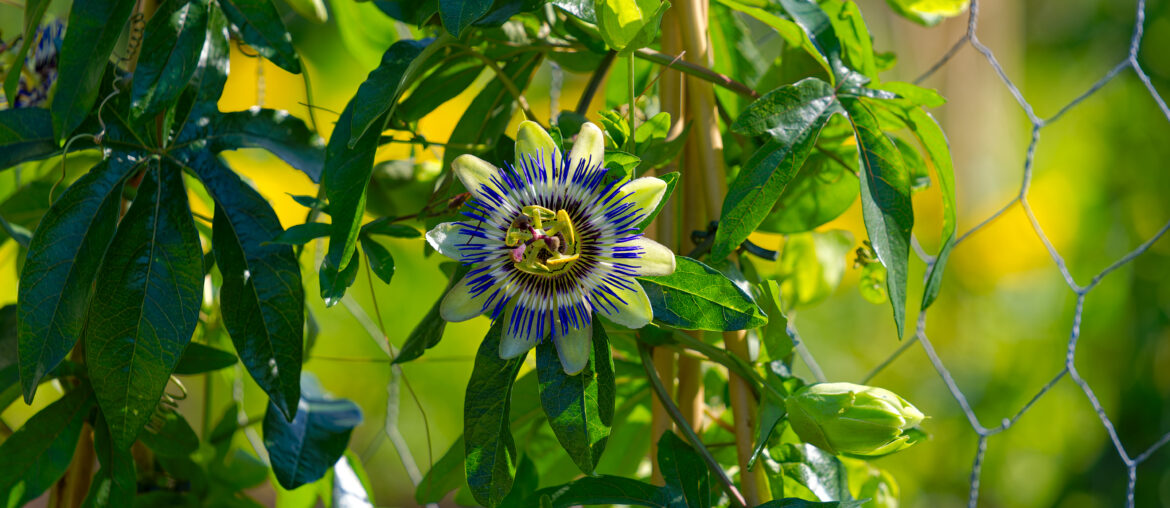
left=427, top=121, right=675, bottom=374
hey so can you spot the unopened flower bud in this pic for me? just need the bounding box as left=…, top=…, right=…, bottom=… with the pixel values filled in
left=786, top=382, right=926, bottom=458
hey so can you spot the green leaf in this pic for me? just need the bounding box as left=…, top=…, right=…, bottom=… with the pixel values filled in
left=756, top=146, right=858, bottom=235
left=2, top=0, right=51, bottom=105
left=875, top=81, right=945, bottom=108
left=83, top=414, right=137, bottom=508
left=218, top=0, right=302, bottom=73
left=174, top=343, right=238, bottom=375
left=538, top=475, right=674, bottom=507
left=821, top=0, right=877, bottom=80
left=51, top=0, right=137, bottom=141
left=0, top=387, right=94, bottom=506
left=0, top=108, right=57, bottom=169
left=638, top=256, right=767, bottom=331
left=714, top=0, right=831, bottom=79
left=361, top=218, right=421, bottom=238
left=203, top=108, right=326, bottom=183
left=131, top=0, right=210, bottom=118
left=360, top=235, right=396, bottom=284
left=442, top=52, right=542, bottom=170
left=595, top=0, right=669, bottom=55
left=348, top=39, right=432, bottom=146
left=749, top=393, right=787, bottom=470
left=638, top=171, right=678, bottom=231
left=498, top=455, right=539, bottom=508
left=271, top=222, right=331, bottom=245
left=193, top=6, right=232, bottom=105
left=139, top=411, right=201, bottom=458
left=86, top=164, right=204, bottom=449
left=0, top=180, right=52, bottom=246
left=439, top=0, right=493, bottom=38
left=264, top=373, right=363, bottom=489
left=713, top=78, right=840, bottom=260
left=658, top=431, right=712, bottom=508
left=536, top=324, right=615, bottom=475
left=320, top=253, right=360, bottom=307
left=884, top=0, right=969, bottom=27
left=394, top=264, right=467, bottom=365
left=758, top=280, right=793, bottom=362
left=890, top=136, right=930, bottom=192
left=465, top=320, right=527, bottom=508
left=840, top=96, right=912, bottom=338
left=775, top=230, right=854, bottom=310
left=197, top=153, right=304, bottom=420
left=899, top=108, right=956, bottom=310
left=18, top=159, right=136, bottom=402
left=764, top=443, right=854, bottom=503
left=321, top=100, right=383, bottom=304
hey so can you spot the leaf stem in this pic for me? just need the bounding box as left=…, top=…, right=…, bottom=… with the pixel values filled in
left=627, top=53, right=637, bottom=155
left=634, top=47, right=759, bottom=99
left=576, top=51, right=616, bottom=116
left=454, top=44, right=543, bottom=129
left=638, top=342, right=748, bottom=508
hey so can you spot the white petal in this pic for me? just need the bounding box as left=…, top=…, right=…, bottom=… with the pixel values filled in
left=625, top=236, right=676, bottom=276
left=515, top=120, right=559, bottom=180
left=500, top=304, right=541, bottom=360
left=439, top=273, right=490, bottom=322
left=452, top=154, right=498, bottom=193
left=597, top=280, right=653, bottom=329
left=620, top=177, right=668, bottom=217
left=554, top=321, right=592, bottom=375
left=568, top=122, right=605, bottom=173
left=425, top=222, right=470, bottom=260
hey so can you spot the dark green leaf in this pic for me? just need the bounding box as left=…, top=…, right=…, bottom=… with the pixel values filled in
left=715, top=0, right=830, bottom=79
left=749, top=393, right=786, bottom=470
left=442, top=52, right=542, bottom=170
left=197, top=153, right=304, bottom=420
left=202, top=108, right=326, bottom=183
left=218, top=0, right=302, bottom=73
left=0, top=106, right=57, bottom=169
left=51, top=0, right=136, bottom=141
left=891, top=135, right=930, bottom=191
left=348, top=39, right=431, bottom=146
left=131, top=0, right=209, bottom=118
left=270, top=222, right=331, bottom=245
left=394, top=264, right=468, bottom=365
left=263, top=374, right=363, bottom=489
left=362, top=218, right=421, bottom=238
left=2, top=0, right=51, bottom=105
left=439, top=0, right=492, bottom=38
left=193, top=6, right=232, bottom=105
left=320, top=254, right=360, bottom=307
left=18, top=159, right=137, bottom=402
left=86, top=164, right=204, bottom=449
left=139, top=411, right=201, bottom=458
left=900, top=108, right=956, bottom=310
left=536, top=324, right=615, bottom=474
left=537, top=475, right=674, bottom=507
left=841, top=96, right=912, bottom=338
left=765, top=443, right=854, bottom=503
left=756, top=499, right=865, bottom=508
left=83, top=413, right=137, bottom=508
left=713, top=80, right=838, bottom=260
left=638, top=256, right=768, bottom=331
left=498, top=455, right=539, bottom=508
left=548, top=0, right=595, bottom=23
left=322, top=99, right=384, bottom=302
left=212, top=448, right=270, bottom=490
left=758, top=280, right=793, bottom=362
left=658, top=431, right=712, bottom=508
left=360, top=235, right=396, bottom=284
left=396, top=56, right=484, bottom=123
left=465, top=320, right=526, bottom=508
left=774, top=0, right=864, bottom=87
left=0, top=387, right=94, bottom=505
left=638, top=171, right=678, bottom=230
left=0, top=306, right=17, bottom=406
left=174, top=342, right=238, bottom=375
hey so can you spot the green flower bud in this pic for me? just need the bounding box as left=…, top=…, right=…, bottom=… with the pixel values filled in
left=785, top=382, right=926, bottom=458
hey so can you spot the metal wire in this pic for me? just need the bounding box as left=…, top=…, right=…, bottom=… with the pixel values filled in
left=791, top=1, right=1170, bottom=506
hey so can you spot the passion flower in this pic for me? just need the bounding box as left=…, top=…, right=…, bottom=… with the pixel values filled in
left=426, top=121, right=675, bottom=374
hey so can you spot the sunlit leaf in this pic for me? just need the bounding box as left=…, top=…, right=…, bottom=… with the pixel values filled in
left=536, top=324, right=615, bottom=475
left=218, top=0, right=302, bottom=73
left=465, top=320, right=527, bottom=507
left=639, top=256, right=768, bottom=331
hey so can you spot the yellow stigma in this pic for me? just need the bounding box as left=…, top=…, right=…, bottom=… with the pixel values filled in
left=506, top=205, right=581, bottom=276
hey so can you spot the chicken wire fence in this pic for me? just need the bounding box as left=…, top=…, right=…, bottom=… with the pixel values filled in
left=780, top=1, right=1170, bottom=507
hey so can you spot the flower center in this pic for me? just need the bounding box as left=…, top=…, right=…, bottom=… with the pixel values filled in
left=505, top=205, right=582, bottom=276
